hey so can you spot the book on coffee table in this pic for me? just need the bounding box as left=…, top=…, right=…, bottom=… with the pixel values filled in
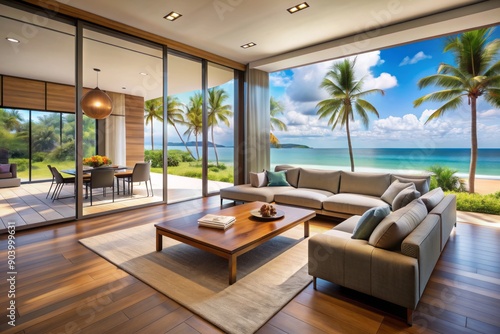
left=198, top=214, right=236, bottom=229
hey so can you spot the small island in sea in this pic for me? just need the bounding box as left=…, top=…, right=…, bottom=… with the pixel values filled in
left=272, top=143, right=310, bottom=149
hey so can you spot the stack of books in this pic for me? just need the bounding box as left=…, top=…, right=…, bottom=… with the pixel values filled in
left=198, top=214, right=236, bottom=230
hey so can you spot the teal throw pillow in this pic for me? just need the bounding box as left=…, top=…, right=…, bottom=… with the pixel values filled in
left=351, top=206, right=391, bottom=240
left=267, top=170, right=290, bottom=186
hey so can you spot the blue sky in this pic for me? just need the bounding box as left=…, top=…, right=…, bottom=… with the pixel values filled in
left=270, top=26, right=500, bottom=149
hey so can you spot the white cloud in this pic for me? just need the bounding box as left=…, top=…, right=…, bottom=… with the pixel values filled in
left=285, top=110, right=309, bottom=125
left=479, top=108, right=500, bottom=118
left=419, top=109, right=436, bottom=123
left=399, top=51, right=432, bottom=66
left=270, top=72, right=291, bottom=87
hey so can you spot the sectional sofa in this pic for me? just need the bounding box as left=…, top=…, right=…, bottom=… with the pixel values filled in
left=220, top=164, right=431, bottom=218
left=221, top=165, right=457, bottom=324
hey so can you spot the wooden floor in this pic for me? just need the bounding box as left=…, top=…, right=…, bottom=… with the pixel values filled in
left=0, top=174, right=232, bottom=232
left=1, top=197, right=499, bottom=334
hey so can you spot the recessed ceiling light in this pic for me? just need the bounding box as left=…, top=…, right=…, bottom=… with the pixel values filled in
left=6, top=37, right=20, bottom=43
left=164, top=11, right=182, bottom=21
left=241, top=42, right=256, bottom=49
left=287, top=2, right=309, bottom=14
left=140, top=72, right=148, bottom=76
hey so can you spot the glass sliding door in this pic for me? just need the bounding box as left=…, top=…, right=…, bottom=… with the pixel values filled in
left=166, top=53, right=203, bottom=203
left=82, top=25, right=163, bottom=214
left=207, top=62, right=235, bottom=194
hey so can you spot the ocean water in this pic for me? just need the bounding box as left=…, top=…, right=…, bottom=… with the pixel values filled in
left=172, top=147, right=500, bottom=179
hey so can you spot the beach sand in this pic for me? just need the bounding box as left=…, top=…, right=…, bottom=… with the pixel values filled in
left=467, top=178, right=500, bottom=195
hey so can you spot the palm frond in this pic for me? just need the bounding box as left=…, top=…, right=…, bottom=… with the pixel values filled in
left=484, top=88, right=500, bottom=108
left=414, top=89, right=464, bottom=107
left=417, top=73, right=464, bottom=89
left=424, top=96, right=464, bottom=123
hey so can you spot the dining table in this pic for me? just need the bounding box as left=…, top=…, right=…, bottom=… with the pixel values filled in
left=61, top=165, right=131, bottom=197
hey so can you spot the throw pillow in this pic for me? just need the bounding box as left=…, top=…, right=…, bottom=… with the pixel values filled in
left=274, top=165, right=300, bottom=187
left=0, top=164, right=10, bottom=173
left=392, top=188, right=421, bottom=211
left=267, top=170, right=290, bottom=186
left=420, top=187, right=445, bottom=211
left=351, top=206, right=391, bottom=240
left=380, top=179, right=414, bottom=205
left=392, top=175, right=430, bottom=194
left=250, top=172, right=267, bottom=188
left=369, top=199, right=428, bottom=250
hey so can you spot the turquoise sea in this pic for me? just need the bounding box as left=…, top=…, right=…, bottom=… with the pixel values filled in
left=172, top=147, right=500, bottom=179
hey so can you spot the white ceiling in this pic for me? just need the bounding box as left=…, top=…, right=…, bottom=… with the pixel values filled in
left=52, top=0, right=491, bottom=68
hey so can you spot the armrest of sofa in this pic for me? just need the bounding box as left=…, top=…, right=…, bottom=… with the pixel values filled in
left=401, top=214, right=441, bottom=297
left=10, top=163, right=17, bottom=178
left=429, top=194, right=457, bottom=250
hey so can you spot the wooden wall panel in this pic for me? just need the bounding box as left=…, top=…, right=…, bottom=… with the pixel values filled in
left=46, top=83, right=75, bottom=112
left=3, top=76, right=45, bottom=110
left=125, top=94, right=145, bottom=166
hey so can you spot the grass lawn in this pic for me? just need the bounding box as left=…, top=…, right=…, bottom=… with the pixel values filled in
left=12, top=159, right=76, bottom=180
left=153, top=161, right=234, bottom=183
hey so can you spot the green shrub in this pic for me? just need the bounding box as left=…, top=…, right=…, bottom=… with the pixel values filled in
left=167, top=155, right=179, bottom=167
left=428, top=165, right=465, bottom=192
left=32, top=152, right=46, bottom=162
left=47, top=141, right=75, bottom=161
left=10, top=158, right=28, bottom=172
left=168, top=149, right=195, bottom=162
left=144, top=150, right=163, bottom=168
left=450, top=191, right=500, bottom=215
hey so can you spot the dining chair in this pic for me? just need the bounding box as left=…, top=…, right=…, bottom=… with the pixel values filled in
left=46, top=165, right=55, bottom=199
left=50, top=167, right=76, bottom=202
left=89, top=169, right=115, bottom=205
left=115, top=162, right=153, bottom=197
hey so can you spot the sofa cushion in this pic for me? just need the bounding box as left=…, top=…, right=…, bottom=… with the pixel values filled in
left=267, top=170, right=290, bottom=186
left=298, top=168, right=340, bottom=193
left=380, top=180, right=414, bottom=204
left=369, top=199, right=428, bottom=250
left=275, top=188, right=333, bottom=209
left=0, top=164, right=11, bottom=173
left=392, top=188, right=421, bottom=211
left=250, top=172, right=267, bottom=188
left=420, top=187, right=445, bottom=211
left=323, top=193, right=389, bottom=216
left=332, top=215, right=360, bottom=233
left=274, top=165, right=300, bottom=187
left=220, top=184, right=294, bottom=203
left=351, top=206, right=391, bottom=240
left=339, top=171, right=391, bottom=197
left=391, top=174, right=430, bottom=194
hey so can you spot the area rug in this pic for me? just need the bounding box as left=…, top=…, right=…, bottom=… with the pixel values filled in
left=79, top=223, right=313, bottom=334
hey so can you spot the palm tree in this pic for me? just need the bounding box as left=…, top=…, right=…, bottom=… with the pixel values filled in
left=166, top=96, right=195, bottom=160
left=316, top=58, right=384, bottom=171
left=270, top=97, right=287, bottom=147
left=144, top=98, right=163, bottom=151
left=184, top=93, right=203, bottom=160
left=208, top=87, right=233, bottom=165
left=414, top=28, right=500, bottom=193
left=3, top=109, right=24, bottom=132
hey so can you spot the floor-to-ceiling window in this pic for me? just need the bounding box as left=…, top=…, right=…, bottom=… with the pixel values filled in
left=82, top=25, right=164, bottom=215
left=166, top=52, right=203, bottom=202
left=207, top=62, right=235, bottom=195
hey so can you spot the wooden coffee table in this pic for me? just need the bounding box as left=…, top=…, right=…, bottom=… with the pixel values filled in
left=155, top=201, right=316, bottom=284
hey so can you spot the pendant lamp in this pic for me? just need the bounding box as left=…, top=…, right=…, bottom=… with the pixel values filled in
left=80, top=68, right=113, bottom=119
